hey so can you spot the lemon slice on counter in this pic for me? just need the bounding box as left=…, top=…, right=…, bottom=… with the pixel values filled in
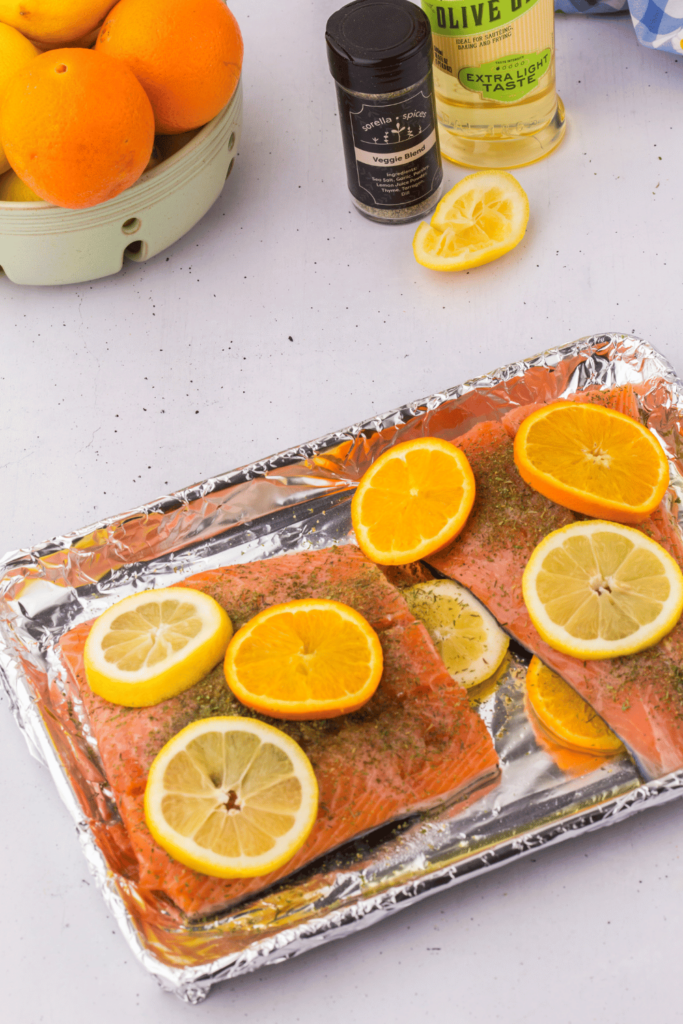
left=144, top=716, right=319, bottom=878
left=525, top=656, right=624, bottom=756
left=224, top=599, right=383, bottom=719
left=522, top=521, right=683, bottom=660
left=413, top=170, right=529, bottom=271
left=403, top=579, right=509, bottom=688
left=84, top=586, right=232, bottom=706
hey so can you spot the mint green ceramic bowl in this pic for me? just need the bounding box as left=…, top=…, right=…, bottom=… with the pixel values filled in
left=0, top=78, right=241, bottom=286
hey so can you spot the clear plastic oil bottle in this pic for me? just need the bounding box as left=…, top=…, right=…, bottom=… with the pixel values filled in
left=421, top=0, right=565, bottom=169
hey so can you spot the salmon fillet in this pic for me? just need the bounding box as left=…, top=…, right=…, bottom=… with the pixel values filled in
left=427, top=392, right=683, bottom=780
left=59, top=546, right=499, bottom=918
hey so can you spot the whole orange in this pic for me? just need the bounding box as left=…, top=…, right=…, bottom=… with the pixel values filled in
left=96, top=0, right=243, bottom=135
left=0, top=48, right=154, bottom=208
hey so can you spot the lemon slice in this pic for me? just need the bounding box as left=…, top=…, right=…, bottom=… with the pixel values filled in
left=522, top=521, right=683, bottom=659
left=403, top=579, right=509, bottom=688
left=144, top=716, right=319, bottom=878
left=413, top=170, right=529, bottom=271
left=351, top=437, right=476, bottom=565
left=224, top=598, right=383, bottom=720
left=84, top=586, right=232, bottom=706
left=525, top=656, right=624, bottom=756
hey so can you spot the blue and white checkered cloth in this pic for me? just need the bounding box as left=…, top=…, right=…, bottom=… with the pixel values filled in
left=556, top=0, right=683, bottom=56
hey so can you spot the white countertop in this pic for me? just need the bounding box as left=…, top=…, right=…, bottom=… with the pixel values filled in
left=1, top=6, right=682, bottom=1020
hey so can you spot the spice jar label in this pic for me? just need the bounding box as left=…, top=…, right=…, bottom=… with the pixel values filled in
left=337, top=83, right=442, bottom=210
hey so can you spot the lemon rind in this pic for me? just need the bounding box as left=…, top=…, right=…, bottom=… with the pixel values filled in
left=144, top=716, right=319, bottom=878
left=414, top=170, right=529, bottom=272
left=522, top=521, right=683, bottom=660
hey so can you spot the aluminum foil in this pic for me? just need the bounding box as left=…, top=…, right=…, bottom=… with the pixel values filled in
left=2, top=332, right=683, bottom=1004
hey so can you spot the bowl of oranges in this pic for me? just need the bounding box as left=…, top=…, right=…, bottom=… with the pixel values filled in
left=0, top=0, right=243, bottom=285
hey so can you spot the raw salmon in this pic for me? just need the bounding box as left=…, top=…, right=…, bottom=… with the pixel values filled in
left=427, top=392, right=683, bottom=780
left=59, top=546, right=499, bottom=918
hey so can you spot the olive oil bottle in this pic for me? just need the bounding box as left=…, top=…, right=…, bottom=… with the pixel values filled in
left=421, top=0, right=565, bottom=168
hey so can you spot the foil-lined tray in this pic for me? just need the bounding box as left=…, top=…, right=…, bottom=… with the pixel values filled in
left=2, top=333, right=683, bottom=1003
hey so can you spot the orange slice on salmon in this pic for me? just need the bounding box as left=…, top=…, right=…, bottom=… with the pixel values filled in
left=514, top=401, right=670, bottom=523
left=351, top=437, right=476, bottom=565
left=525, top=656, right=624, bottom=756
left=224, top=598, right=383, bottom=719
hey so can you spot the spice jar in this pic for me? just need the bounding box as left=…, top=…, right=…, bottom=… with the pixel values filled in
left=325, top=0, right=443, bottom=224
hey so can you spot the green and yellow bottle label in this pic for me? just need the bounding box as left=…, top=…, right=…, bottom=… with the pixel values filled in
left=421, top=0, right=554, bottom=104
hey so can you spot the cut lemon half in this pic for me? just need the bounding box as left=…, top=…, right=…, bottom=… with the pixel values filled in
left=224, top=598, right=383, bottom=720
left=514, top=401, right=670, bottom=523
left=413, top=170, right=529, bottom=271
left=84, top=586, right=232, bottom=707
left=351, top=437, right=476, bottom=565
left=403, top=579, right=509, bottom=688
left=525, top=656, right=624, bottom=756
left=144, top=717, right=319, bottom=878
left=522, top=520, right=683, bottom=659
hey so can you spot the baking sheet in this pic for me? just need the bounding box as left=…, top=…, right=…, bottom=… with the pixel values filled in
left=2, top=332, right=683, bottom=1003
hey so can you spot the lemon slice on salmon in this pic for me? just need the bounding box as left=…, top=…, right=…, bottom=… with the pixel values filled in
left=525, top=656, right=624, bottom=756
left=224, top=598, right=383, bottom=720
left=413, top=171, right=529, bottom=271
left=522, top=521, right=683, bottom=659
left=404, top=579, right=509, bottom=688
left=351, top=437, right=476, bottom=565
left=84, top=586, right=232, bottom=706
left=144, top=717, right=319, bottom=878
left=514, top=401, right=670, bottom=523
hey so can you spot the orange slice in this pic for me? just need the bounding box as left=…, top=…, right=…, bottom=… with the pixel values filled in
left=514, top=401, right=670, bottom=523
left=224, top=598, right=383, bottom=720
left=350, top=437, right=476, bottom=565
left=525, top=656, right=625, bottom=756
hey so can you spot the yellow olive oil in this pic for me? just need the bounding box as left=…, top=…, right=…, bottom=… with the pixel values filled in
left=421, top=0, right=565, bottom=168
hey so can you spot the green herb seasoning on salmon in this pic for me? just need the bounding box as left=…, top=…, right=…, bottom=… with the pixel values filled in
left=427, top=393, right=683, bottom=779
left=59, top=546, right=499, bottom=918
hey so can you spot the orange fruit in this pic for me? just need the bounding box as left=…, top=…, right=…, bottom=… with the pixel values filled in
left=224, top=599, right=384, bottom=720
left=525, top=656, right=625, bottom=756
left=96, top=0, right=243, bottom=134
left=0, top=48, right=154, bottom=208
left=351, top=437, right=476, bottom=565
left=0, top=0, right=117, bottom=48
left=0, top=22, right=41, bottom=175
left=513, top=401, right=670, bottom=523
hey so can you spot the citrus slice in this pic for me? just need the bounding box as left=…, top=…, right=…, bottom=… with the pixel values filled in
left=224, top=598, right=383, bottom=720
left=84, top=586, right=232, bottom=706
left=144, top=716, right=318, bottom=878
left=522, top=520, right=683, bottom=659
left=403, top=579, right=509, bottom=688
left=514, top=401, right=670, bottom=523
left=351, top=437, right=476, bottom=565
left=413, top=170, right=529, bottom=271
left=525, top=656, right=625, bottom=756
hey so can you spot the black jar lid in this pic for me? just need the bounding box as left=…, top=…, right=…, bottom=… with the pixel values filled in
left=326, top=0, right=433, bottom=94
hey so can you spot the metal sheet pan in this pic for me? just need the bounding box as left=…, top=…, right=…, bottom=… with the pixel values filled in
left=2, top=332, right=682, bottom=1003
